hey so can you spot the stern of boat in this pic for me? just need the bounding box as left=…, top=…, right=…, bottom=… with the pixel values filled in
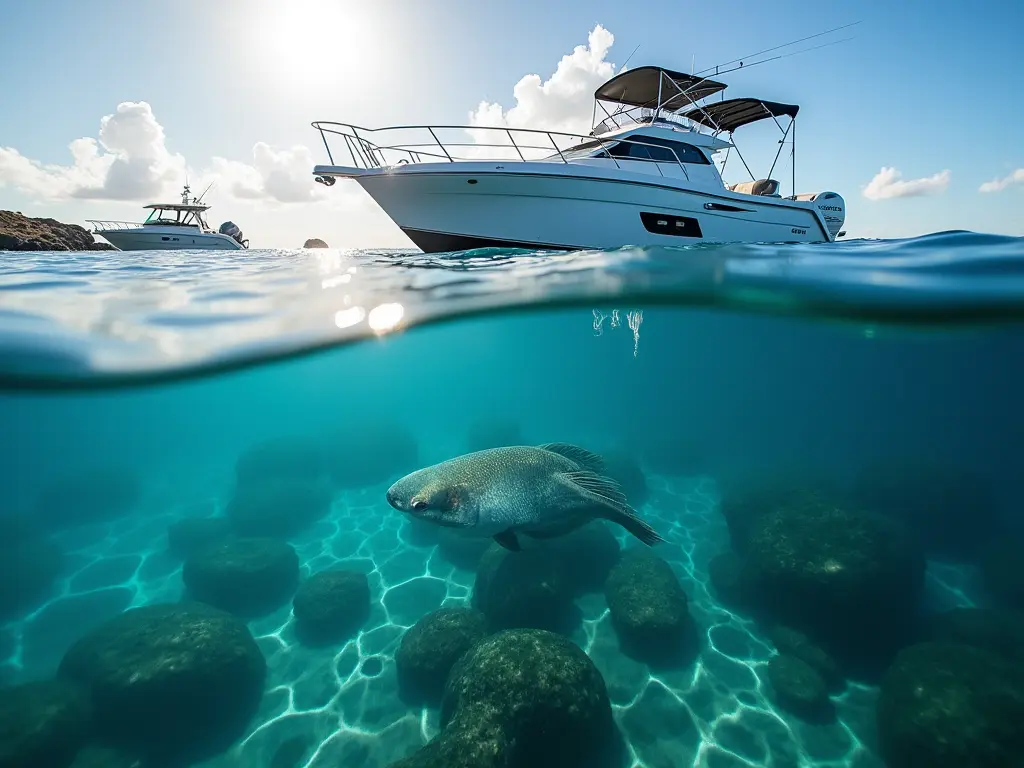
left=791, top=191, right=846, bottom=240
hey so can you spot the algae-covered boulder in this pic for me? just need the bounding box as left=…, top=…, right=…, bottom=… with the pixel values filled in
left=924, top=607, right=1024, bottom=664
left=523, top=522, right=621, bottom=596
left=768, top=625, right=842, bottom=692
left=876, top=642, right=1024, bottom=768
left=390, top=628, right=617, bottom=768
left=604, top=549, right=698, bottom=667
left=0, top=679, right=91, bottom=768
left=396, top=607, right=488, bottom=706
left=183, top=537, right=300, bottom=617
left=58, top=601, right=266, bottom=765
left=765, top=654, right=832, bottom=721
left=742, top=500, right=925, bottom=669
left=292, top=569, right=371, bottom=646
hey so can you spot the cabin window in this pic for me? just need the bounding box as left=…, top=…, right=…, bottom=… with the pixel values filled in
left=609, top=137, right=710, bottom=165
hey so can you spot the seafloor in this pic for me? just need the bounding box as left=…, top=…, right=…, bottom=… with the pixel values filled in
left=2, top=468, right=975, bottom=768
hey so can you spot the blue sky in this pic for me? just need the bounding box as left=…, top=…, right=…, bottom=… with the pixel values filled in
left=1, top=0, right=1022, bottom=247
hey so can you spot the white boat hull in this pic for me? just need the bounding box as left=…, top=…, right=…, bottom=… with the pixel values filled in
left=96, top=227, right=244, bottom=251
left=338, top=163, right=840, bottom=252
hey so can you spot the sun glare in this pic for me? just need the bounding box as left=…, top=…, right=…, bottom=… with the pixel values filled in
left=257, top=1, right=376, bottom=88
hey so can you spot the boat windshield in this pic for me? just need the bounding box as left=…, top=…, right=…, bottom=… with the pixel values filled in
left=143, top=207, right=205, bottom=228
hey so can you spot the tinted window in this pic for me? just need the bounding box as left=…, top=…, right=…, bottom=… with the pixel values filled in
left=608, top=136, right=710, bottom=164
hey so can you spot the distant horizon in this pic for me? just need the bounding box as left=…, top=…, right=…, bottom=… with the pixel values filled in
left=1, top=0, right=1022, bottom=248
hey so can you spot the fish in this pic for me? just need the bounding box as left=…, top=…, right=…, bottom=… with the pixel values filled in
left=385, top=442, right=665, bottom=552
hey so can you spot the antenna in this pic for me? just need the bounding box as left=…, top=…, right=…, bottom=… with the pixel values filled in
left=195, top=182, right=215, bottom=204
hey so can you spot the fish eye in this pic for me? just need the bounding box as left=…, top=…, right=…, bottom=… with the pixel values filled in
left=412, top=500, right=428, bottom=511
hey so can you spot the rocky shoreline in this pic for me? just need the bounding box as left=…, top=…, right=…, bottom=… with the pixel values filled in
left=0, top=211, right=114, bottom=251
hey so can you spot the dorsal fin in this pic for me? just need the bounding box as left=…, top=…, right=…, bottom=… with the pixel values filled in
left=537, top=442, right=605, bottom=473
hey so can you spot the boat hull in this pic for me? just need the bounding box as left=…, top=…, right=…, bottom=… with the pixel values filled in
left=96, top=228, right=244, bottom=251
left=349, top=165, right=837, bottom=253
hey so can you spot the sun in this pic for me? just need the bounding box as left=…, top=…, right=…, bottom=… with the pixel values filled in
left=255, top=1, right=378, bottom=90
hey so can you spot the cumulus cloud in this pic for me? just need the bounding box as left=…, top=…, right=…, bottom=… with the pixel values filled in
left=862, top=166, right=951, bottom=200
left=0, top=100, right=323, bottom=206
left=467, top=24, right=618, bottom=146
left=979, top=168, right=1024, bottom=193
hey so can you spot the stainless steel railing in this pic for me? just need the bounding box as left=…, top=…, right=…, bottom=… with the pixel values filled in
left=311, top=122, right=691, bottom=181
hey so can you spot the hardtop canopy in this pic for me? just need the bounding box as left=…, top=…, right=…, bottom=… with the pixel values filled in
left=594, top=66, right=727, bottom=111
left=680, top=98, right=799, bottom=133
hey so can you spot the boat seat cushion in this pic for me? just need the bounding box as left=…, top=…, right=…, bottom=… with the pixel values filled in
left=728, top=179, right=781, bottom=196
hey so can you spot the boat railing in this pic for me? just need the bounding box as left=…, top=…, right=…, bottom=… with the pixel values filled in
left=85, top=220, right=145, bottom=232
left=311, top=122, right=690, bottom=181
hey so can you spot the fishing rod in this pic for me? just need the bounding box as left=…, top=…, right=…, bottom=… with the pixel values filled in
left=695, top=19, right=862, bottom=77
left=701, top=35, right=857, bottom=81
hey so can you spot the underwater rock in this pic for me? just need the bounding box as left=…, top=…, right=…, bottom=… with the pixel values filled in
left=717, top=475, right=848, bottom=555
left=765, top=654, right=832, bottom=722
left=472, top=542, right=577, bottom=633
left=924, top=607, right=1024, bottom=664
left=464, top=418, right=523, bottom=452
left=234, top=436, right=328, bottom=486
left=183, top=537, right=300, bottom=617
left=34, top=468, right=140, bottom=529
left=0, top=679, right=92, bottom=768
left=852, top=459, right=1004, bottom=563
left=707, top=551, right=750, bottom=609
left=0, top=210, right=114, bottom=251
left=322, top=420, right=419, bottom=489
left=59, top=601, right=266, bottom=766
left=167, top=515, right=233, bottom=558
left=302, top=238, right=329, bottom=248
left=604, top=549, right=699, bottom=668
left=876, top=641, right=1024, bottom=768
left=741, top=500, right=925, bottom=674
left=391, top=628, right=617, bottom=768
left=292, top=569, right=371, bottom=646
left=602, top=450, right=650, bottom=508
left=225, top=477, right=334, bottom=539
left=0, top=514, right=65, bottom=620
left=395, top=606, right=488, bottom=707
left=768, top=625, right=843, bottom=692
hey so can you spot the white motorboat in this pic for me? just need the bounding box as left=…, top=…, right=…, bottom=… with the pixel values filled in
left=88, top=185, right=248, bottom=251
left=310, top=65, right=846, bottom=253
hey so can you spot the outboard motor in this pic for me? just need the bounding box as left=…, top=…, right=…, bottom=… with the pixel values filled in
left=218, top=221, right=247, bottom=247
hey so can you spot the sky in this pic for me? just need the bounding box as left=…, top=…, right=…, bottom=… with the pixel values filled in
left=0, top=0, right=1022, bottom=248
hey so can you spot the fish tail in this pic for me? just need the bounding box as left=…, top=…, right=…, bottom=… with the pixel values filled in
left=561, top=470, right=666, bottom=547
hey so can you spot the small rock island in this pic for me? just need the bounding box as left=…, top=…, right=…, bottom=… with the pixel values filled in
left=0, top=211, right=114, bottom=251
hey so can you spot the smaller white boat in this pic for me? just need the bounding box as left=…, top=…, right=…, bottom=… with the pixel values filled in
left=88, top=185, right=248, bottom=251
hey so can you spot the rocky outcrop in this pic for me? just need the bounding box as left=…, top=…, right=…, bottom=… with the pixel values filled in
left=0, top=211, right=114, bottom=251
left=303, top=238, right=329, bottom=248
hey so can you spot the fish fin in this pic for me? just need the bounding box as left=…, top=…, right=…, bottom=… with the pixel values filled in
left=537, top=443, right=605, bottom=473
left=560, top=471, right=666, bottom=547
left=494, top=529, right=522, bottom=552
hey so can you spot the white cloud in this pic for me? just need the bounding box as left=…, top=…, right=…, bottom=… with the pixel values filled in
left=862, top=166, right=951, bottom=200
left=0, top=100, right=325, bottom=207
left=979, top=168, right=1024, bottom=193
left=467, top=24, right=618, bottom=150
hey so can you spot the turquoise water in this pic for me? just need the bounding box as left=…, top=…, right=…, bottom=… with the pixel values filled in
left=1, top=232, right=1024, bottom=767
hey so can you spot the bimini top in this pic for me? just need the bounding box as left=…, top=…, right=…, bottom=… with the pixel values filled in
left=681, top=98, right=800, bottom=133
left=142, top=202, right=210, bottom=212
left=594, top=66, right=727, bottom=111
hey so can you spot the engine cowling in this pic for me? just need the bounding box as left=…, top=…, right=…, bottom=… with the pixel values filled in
left=218, top=221, right=244, bottom=244
left=811, top=192, right=846, bottom=239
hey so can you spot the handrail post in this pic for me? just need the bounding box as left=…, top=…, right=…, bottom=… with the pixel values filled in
left=506, top=129, right=526, bottom=162
left=427, top=127, right=454, bottom=162
left=548, top=132, right=567, bottom=163
left=317, top=125, right=335, bottom=166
